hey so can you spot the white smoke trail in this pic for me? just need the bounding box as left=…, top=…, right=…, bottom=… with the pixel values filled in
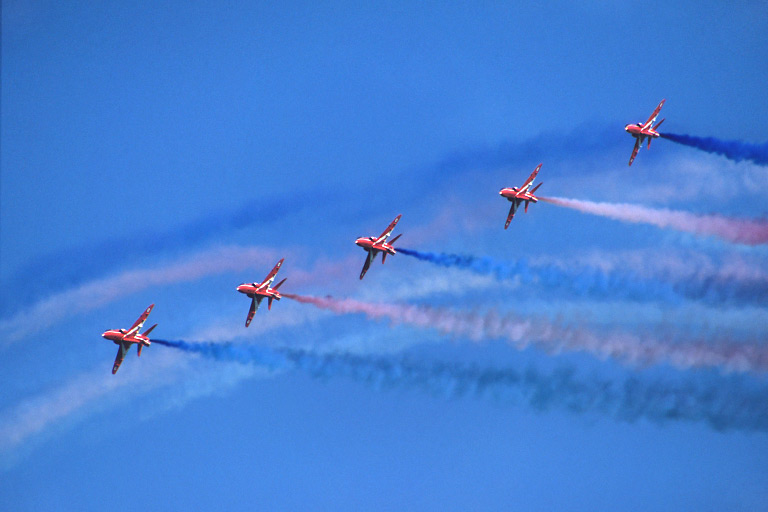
left=0, top=245, right=279, bottom=346
left=540, top=196, right=768, bottom=245
left=284, top=294, right=768, bottom=374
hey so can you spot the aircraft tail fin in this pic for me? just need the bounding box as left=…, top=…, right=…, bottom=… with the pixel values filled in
left=382, top=252, right=387, bottom=264
left=530, top=183, right=542, bottom=194
left=137, top=344, right=143, bottom=357
left=268, top=297, right=273, bottom=310
left=524, top=200, right=530, bottom=213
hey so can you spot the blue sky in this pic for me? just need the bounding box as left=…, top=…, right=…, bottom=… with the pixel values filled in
left=2, top=1, right=768, bottom=510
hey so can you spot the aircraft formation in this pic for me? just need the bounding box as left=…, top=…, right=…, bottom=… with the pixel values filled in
left=102, top=100, right=667, bottom=374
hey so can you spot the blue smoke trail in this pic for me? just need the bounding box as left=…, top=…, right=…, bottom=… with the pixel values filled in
left=153, top=339, right=768, bottom=433
left=397, top=248, right=768, bottom=305
left=660, top=133, right=768, bottom=166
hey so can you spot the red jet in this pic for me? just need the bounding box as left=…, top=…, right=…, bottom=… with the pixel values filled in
left=499, top=163, right=543, bottom=229
left=236, top=258, right=287, bottom=327
left=625, top=99, right=665, bottom=166
left=355, top=214, right=402, bottom=279
left=102, top=304, right=157, bottom=374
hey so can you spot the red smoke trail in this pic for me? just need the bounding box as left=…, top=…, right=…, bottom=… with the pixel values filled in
left=283, top=293, right=768, bottom=374
left=539, top=196, right=768, bottom=246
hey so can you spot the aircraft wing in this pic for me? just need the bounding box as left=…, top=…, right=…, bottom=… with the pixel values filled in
left=245, top=296, right=263, bottom=327
left=519, top=164, right=542, bottom=192
left=375, top=214, right=402, bottom=244
left=628, top=138, right=641, bottom=166
left=642, top=99, right=665, bottom=129
left=260, top=259, right=284, bottom=288
left=504, top=201, right=519, bottom=229
left=359, top=250, right=376, bottom=280
left=125, top=304, right=154, bottom=338
left=112, top=341, right=131, bottom=374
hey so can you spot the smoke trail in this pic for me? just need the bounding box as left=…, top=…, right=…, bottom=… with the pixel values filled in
left=397, top=248, right=768, bottom=305
left=0, top=245, right=278, bottom=346
left=282, top=294, right=768, bottom=374
left=660, top=133, right=768, bottom=166
left=398, top=248, right=682, bottom=303
left=540, top=196, right=768, bottom=245
left=153, top=338, right=768, bottom=433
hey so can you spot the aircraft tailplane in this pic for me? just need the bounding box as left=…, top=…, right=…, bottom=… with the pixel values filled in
left=530, top=183, right=542, bottom=194
left=273, top=278, right=287, bottom=290
left=653, top=118, right=665, bottom=131
left=389, top=233, right=402, bottom=245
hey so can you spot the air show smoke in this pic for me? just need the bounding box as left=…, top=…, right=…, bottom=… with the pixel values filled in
left=153, top=338, right=768, bottom=433
left=540, top=197, right=768, bottom=245
left=660, top=133, right=768, bottom=166
left=0, top=245, right=278, bottom=346
left=398, top=248, right=680, bottom=303
left=282, top=294, right=768, bottom=374
left=397, top=248, right=768, bottom=305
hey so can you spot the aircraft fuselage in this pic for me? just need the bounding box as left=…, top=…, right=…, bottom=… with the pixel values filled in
left=624, top=124, right=660, bottom=139
left=499, top=187, right=538, bottom=203
left=101, top=329, right=150, bottom=346
left=355, top=237, right=397, bottom=256
left=236, top=283, right=281, bottom=301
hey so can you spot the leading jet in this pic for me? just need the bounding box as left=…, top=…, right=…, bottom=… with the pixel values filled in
left=499, top=163, right=543, bottom=229
left=355, top=214, right=402, bottom=279
left=102, top=304, right=157, bottom=374
left=625, top=99, right=666, bottom=166
left=236, top=259, right=287, bottom=327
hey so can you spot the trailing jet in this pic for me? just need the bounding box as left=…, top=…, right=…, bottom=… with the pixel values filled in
left=102, top=304, right=157, bottom=374
left=499, top=163, right=543, bottom=229
left=625, top=99, right=666, bottom=166
left=236, top=259, right=287, bottom=327
left=355, top=214, right=402, bottom=279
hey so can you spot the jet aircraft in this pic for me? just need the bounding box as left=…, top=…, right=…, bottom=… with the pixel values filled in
left=236, top=259, right=287, bottom=327
left=625, top=99, right=666, bottom=166
left=102, top=304, right=157, bottom=374
left=355, top=214, right=402, bottom=279
left=499, top=164, right=543, bottom=228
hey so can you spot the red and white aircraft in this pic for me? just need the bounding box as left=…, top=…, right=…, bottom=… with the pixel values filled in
left=499, top=163, right=543, bottom=229
left=236, top=258, right=287, bottom=327
left=625, top=99, right=665, bottom=166
left=102, top=304, right=157, bottom=375
left=355, top=214, right=402, bottom=279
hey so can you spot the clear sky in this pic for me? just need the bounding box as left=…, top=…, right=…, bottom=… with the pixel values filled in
left=2, top=1, right=768, bottom=510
